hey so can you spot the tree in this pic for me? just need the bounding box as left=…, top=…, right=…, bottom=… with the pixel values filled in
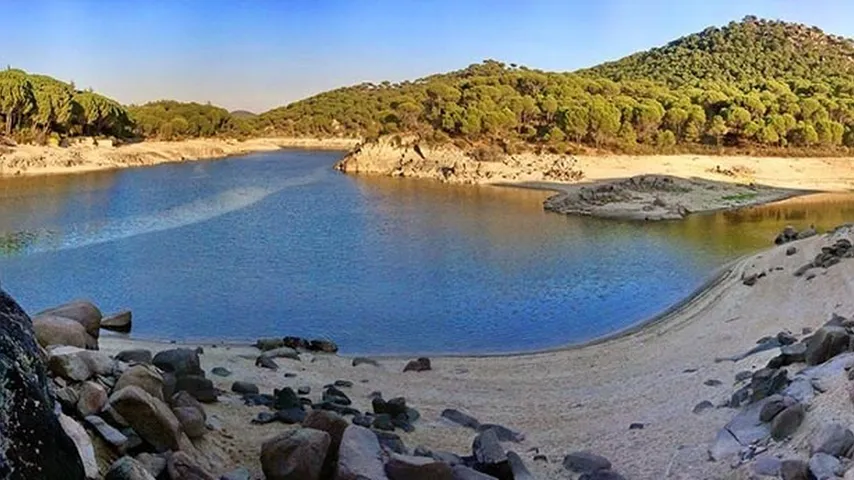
left=0, top=71, right=35, bottom=136
left=707, top=115, right=728, bottom=144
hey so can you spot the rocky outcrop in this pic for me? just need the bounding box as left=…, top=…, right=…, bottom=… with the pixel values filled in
left=0, top=289, right=86, bottom=479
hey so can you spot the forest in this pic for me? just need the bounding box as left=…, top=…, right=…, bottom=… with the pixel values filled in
left=5, top=17, right=854, bottom=155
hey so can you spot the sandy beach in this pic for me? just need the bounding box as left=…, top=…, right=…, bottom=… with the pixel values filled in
left=90, top=226, right=854, bottom=479
left=0, top=137, right=359, bottom=178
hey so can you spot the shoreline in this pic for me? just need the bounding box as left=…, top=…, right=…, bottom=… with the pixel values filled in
left=0, top=136, right=360, bottom=179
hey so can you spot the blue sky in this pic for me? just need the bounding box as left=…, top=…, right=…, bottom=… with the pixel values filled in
left=4, top=0, right=854, bottom=112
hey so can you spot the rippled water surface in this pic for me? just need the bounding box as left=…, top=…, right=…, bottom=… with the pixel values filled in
left=0, top=150, right=852, bottom=354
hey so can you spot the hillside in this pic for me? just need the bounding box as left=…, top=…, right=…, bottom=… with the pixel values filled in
left=258, top=17, right=854, bottom=156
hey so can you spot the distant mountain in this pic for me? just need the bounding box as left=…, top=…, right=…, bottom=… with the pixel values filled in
left=230, top=110, right=257, bottom=118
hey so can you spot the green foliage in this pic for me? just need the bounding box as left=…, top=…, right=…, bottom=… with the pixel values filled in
left=126, top=101, right=236, bottom=139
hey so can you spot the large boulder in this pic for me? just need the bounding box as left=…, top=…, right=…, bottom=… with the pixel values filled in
left=385, top=453, right=453, bottom=480
left=59, top=413, right=99, bottom=479
left=105, top=456, right=156, bottom=480
left=152, top=348, right=204, bottom=378
left=805, top=326, right=851, bottom=366
left=101, top=310, right=132, bottom=333
left=115, top=349, right=152, bottom=364
left=811, top=423, right=854, bottom=457
left=336, top=425, right=389, bottom=480
left=76, top=380, right=108, bottom=416
left=47, top=345, right=115, bottom=381
left=260, top=428, right=331, bottom=480
left=173, top=406, right=207, bottom=439
left=166, top=451, right=216, bottom=480
left=302, top=410, right=350, bottom=478
left=0, top=289, right=86, bottom=478
left=114, top=364, right=165, bottom=401
left=108, top=385, right=187, bottom=452
left=34, top=315, right=97, bottom=349
left=37, top=300, right=103, bottom=339
left=174, top=374, right=217, bottom=402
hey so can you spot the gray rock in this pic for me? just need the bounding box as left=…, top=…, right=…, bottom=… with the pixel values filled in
left=256, top=356, right=279, bottom=370
left=105, top=456, right=156, bottom=480
left=750, top=368, right=789, bottom=402
left=101, top=310, right=132, bottom=333
left=77, top=380, right=108, bottom=416
left=303, top=410, right=350, bottom=478
left=375, top=431, right=407, bottom=455
left=260, top=428, right=331, bottom=480
left=809, top=452, right=842, bottom=480
left=108, top=385, right=187, bottom=452
left=692, top=400, right=714, bottom=414
left=759, top=395, right=794, bottom=422
left=173, top=406, right=207, bottom=438
left=220, top=466, right=252, bottom=480
left=441, top=408, right=481, bottom=429
left=114, top=364, right=165, bottom=401
left=134, top=453, right=166, bottom=478
left=256, top=338, right=286, bottom=351
left=336, top=425, right=389, bottom=480
left=507, top=450, right=534, bottom=480
left=432, top=450, right=465, bottom=466
left=298, top=386, right=311, bottom=395
left=811, top=423, right=854, bottom=457
left=779, top=459, right=810, bottom=480
left=115, top=349, right=152, bottom=364
left=47, top=346, right=115, bottom=381
left=451, top=465, right=496, bottom=479
left=152, top=348, right=203, bottom=378
left=563, top=451, right=612, bottom=473
left=174, top=374, right=218, bottom=402
left=261, top=346, right=301, bottom=360
left=787, top=246, right=798, bottom=256
left=352, top=357, right=380, bottom=367
left=232, top=381, right=259, bottom=395
left=59, top=413, right=99, bottom=479
left=478, top=424, right=525, bottom=443
left=85, top=415, right=128, bottom=447
left=805, top=326, right=851, bottom=365
left=385, top=453, right=453, bottom=480
left=167, top=451, right=216, bottom=480
left=752, top=455, right=782, bottom=476
left=473, top=429, right=512, bottom=479
left=579, top=471, right=627, bottom=480
left=170, top=390, right=207, bottom=420
left=0, top=290, right=91, bottom=478
left=403, top=357, right=432, bottom=372
left=771, top=403, right=806, bottom=440
left=211, top=366, right=231, bottom=377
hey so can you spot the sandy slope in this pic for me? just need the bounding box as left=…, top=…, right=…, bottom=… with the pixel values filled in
left=99, top=227, right=854, bottom=479
left=0, top=137, right=358, bottom=177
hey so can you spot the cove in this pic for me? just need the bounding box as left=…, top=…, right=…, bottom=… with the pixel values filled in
left=0, top=149, right=851, bottom=355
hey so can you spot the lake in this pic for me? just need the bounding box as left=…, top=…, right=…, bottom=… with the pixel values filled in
left=0, top=150, right=851, bottom=355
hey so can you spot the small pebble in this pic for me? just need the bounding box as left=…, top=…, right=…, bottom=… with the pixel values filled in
left=629, top=423, right=644, bottom=430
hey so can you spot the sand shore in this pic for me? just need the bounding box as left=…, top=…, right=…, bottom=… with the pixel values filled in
left=0, top=137, right=359, bottom=178
left=95, top=227, right=854, bottom=479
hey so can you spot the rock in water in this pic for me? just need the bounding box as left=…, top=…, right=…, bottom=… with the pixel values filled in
left=0, top=289, right=86, bottom=479
left=101, top=310, right=132, bottom=333
left=261, top=428, right=331, bottom=480
left=105, top=456, right=156, bottom=480
left=336, top=425, right=389, bottom=480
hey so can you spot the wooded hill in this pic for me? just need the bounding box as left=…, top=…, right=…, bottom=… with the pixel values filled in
left=5, top=17, right=854, bottom=155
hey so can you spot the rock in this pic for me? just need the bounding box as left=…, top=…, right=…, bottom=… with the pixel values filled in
left=403, top=357, right=432, bottom=372
left=231, top=381, right=259, bottom=395
left=298, top=385, right=311, bottom=395
left=309, top=338, right=339, bottom=353
left=441, top=408, right=481, bottom=429
left=252, top=412, right=277, bottom=425
left=750, top=368, right=789, bottom=402
left=256, top=338, right=286, bottom=351
left=152, top=348, right=203, bottom=378
left=373, top=413, right=395, bottom=431
left=283, top=336, right=310, bottom=349
left=284, top=372, right=298, bottom=378
left=274, top=387, right=302, bottom=410
left=84, top=415, right=128, bottom=448
left=811, top=423, right=854, bottom=457
left=303, top=410, right=350, bottom=477
left=771, top=403, right=806, bottom=440
left=167, top=451, right=216, bottom=480
left=507, top=451, right=534, bottom=480
left=385, top=453, right=453, bottom=480
left=472, top=429, right=512, bottom=479
left=432, top=450, right=464, bottom=466
left=806, top=326, right=851, bottom=365
left=578, top=472, right=627, bottom=480
left=373, top=396, right=407, bottom=417
left=375, top=431, right=407, bottom=455
left=211, top=366, right=231, bottom=377
left=352, top=414, right=373, bottom=428
left=692, top=400, right=714, bottom=414
left=728, top=386, right=751, bottom=408
left=563, top=451, right=612, bottom=473
left=220, top=467, right=252, bottom=480
left=452, top=465, right=497, bottom=479
left=260, top=428, right=331, bottom=480
left=171, top=390, right=207, bottom=418
left=777, top=343, right=808, bottom=366
left=324, top=385, right=352, bottom=405
left=114, top=364, right=165, bottom=401
left=703, top=378, right=722, bottom=386
left=101, top=310, right=132, bottom=333
left=477, top=424, right=525, bottom=443
left=38, top=300, right=102, bottom=338
left=77, top=380, right=108, bottom=416
left=48, top=345, right=114, bottom=381
left=105, top=456, right=157, bottom=480
left=173, top=406, right=207, bottom=438
left=174, top=374, right=218, bottom=402
left=261, top=346, right=301, bottom=360
left=116, top=349, right=153, bottom=364
left=276, top=408, right=307, bottom=424
left=108, top=385, right=186, bottom=452
left=759, top=395, right=795, bottom=422
left=336, top=425, right=389, bottom=480
left=335, top=379, right=354, bottom=388
left=779, top=459, right=810, bottom=480
left=787, top=246, right=798, bottom=256
left=735, top=370, right=753, bottom=382
left=59, top=413, right=99, bottom=479
left=353, top=357, right=380, bottom=367
left=753, top=455, right=782, bottom=476
left=33, top=314, right=96, bottom=349
left=135, top=453, right=167, bottom=479
left=809, top=452, right=842, bottom=480
left=256, top=356, right=279, bottom=370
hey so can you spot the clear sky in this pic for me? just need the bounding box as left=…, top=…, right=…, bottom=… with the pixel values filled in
left=4, top=0, right=854, bottom=112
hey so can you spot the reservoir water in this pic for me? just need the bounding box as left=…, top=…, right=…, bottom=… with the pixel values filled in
left=0, top=150, right=851, bottom=355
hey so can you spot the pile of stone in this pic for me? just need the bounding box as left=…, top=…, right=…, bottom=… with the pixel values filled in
left=256, top=336, right=339, bottom=354
left=794, top=238, right=854, bottom=277
left=709, top=312, right=854, bottom=479
left=774, top=225, right=817, bottom=245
